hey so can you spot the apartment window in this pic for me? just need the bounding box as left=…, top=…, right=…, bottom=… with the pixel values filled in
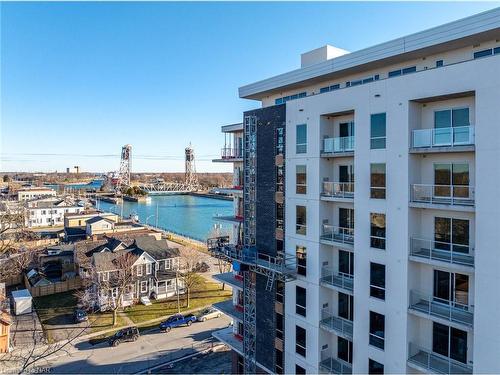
left=473, top=48, right=493, bottom=59
left=296, top=165, right=307, bottom=194
left=402, top=66, right=417, bottom=74
left=140, top=281, right=147, bottom=293
left=137, top=265, right=143, bottom=276
left=296, top=124, right=307, bottom=154
left=146, top=263, right=152, bottom=275
left=295, top=325, right=306, bottom=357
left=433, top=322, right=467, bottom=364
left=276, top=281, right=284, bottom=303
left=434, top=270, right=469, bottom=307
left=276, top=313, right=284, bottom=340
left=296, top=206, right=307, bottom=235
left=338, top=337, right=353, bottom=364
left=295, top=365, right=306, bottom=375
left=434, top=108, right=469, bottom=129
left=434, top=217, right=470, bottom=253
left=370, top=263, right=386, bottom=300
left=388, top=69, right=401, bottom=77
left=296, top=286, right=306, bottom=317
left=370, top=213, right=386, bottom=249
left=369, top=359, right=384, bottom=374
left=369, top=311, right=385, bottom=350
left=165, top=259, right=171, bottom=269
left=275, top=349, right=284, bottom=374
left=434, top=163, right=470, bottom=198
left=339, top=208, right=354, bottom=230
left=436, top=60, right=444, bottom=67
left=338, top=292, right=354, bottom=321
left=370, top=163, right=386, bottom=199
left=320, top=87, right=330, bottom=93
left=296, top=246, right=307, bottom=276
left=339, top=250, right=354, bottom=276
left=370, top=113, right=386, bottom=149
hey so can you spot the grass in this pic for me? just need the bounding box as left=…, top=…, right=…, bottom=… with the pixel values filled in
left=124, top=277, right=231, bottom=324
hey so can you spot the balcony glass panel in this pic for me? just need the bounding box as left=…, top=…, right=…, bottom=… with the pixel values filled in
left=323, top=136, right=354, bottom=154
left=408, top=343, right=472, bottom=374
left=410, top=237, right=474, bottom=267
left=320, top=266, right=353, bottom=292
left=410, top=184, right=474, bottom=206
left=412, top=126, right=474, bottom=148
left=322, top=182, right=354, bottom=199
left=321, top=225, right=354, bottom=246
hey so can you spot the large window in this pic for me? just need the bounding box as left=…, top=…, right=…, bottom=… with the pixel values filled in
left=276, top=313, right=284, bottom=340
left=434, top=163, right=470, bottom=198
left=370, top=113, right=386, bottom=149
left=296, top=286, right=307, bottom=317
left=296, top=165, right=307, bottom=194
left=276, top=281, right=284, bottom=303
left=275, top=349, right=284, bottom=374
left=337, top=337, right=353, bottom=364
left=339, top=208, right=354, bottom=230
left=370, top=163, right=386, bottom=199
left=434, top=217, right=470, bottom=253
left=295, top=365, right=306, bottom=375
left=434, top=108, right=469, bottom=129
left=370, top=263, right=386, bottom=300
left=296, top=246, right=307, bottom=276
left=433, top=270, right=469, bottom=307
left=296, top=206, right=307, bottom=235
left=369, top=311, right=385, bottom=350
left=295, top=325, right=306, bottom=357
left=432, top=322, right=467, bottom=364
left=296, top=124, right=307, bottom=154
left=369, top=359, right=384, bottom=374
left=370, top=213, right=386, bottom=249
left=338, top=292, right=354, bottom=321
left=339, top=250, right=354, bottom=276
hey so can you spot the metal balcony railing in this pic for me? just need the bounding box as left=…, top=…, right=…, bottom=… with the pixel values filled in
left=409, top=290, right=473, bottom=327
left=213, top=300, right=244, bottom=321
left=320, top=349, right=352, bottom=374
left=410, top=237, right=474, bottom=267
left=412, top=126, right=475, bottom=149
left=322, top=182, right=354, bottom=199
left=320, top=266, right=353, bottom=293
left=408, top=342, right=472, bottom=374
left=320, top=309, right=353, bottom=339
left=410, top=184, right=475, bottom=206
left=221, top=147, right=243, bottom=159
left=322, top=136, right=355, bottom=154
left=321, top=225, right=354, bottom=246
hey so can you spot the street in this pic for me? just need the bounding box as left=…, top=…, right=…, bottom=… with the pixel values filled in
left=40, top=315, right=231, bottom=374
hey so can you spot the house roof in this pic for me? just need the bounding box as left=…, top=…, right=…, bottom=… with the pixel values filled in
left=131, top=236, right=180, bottom=260
left=0, top=311, right=12, bottom=326
left=86, top=216, right=114, bottom=225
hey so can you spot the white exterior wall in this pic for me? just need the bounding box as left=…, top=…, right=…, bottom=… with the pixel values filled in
left=28, top=206, right=83, bottom=228
left=18, top=189, right=57, bottom=202
left=281, top=53, right=500, bottom=373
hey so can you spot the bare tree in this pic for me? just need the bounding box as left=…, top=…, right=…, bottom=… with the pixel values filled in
left=179, top=248, right=204, bottom=308
left=208, top=226, right=231, bottom=290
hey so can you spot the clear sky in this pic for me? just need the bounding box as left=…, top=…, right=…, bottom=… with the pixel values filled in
left=1, top=1, right=498, bottom=173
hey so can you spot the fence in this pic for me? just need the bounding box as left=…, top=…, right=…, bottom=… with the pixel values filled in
left=24, top=275, right=82, bottom=297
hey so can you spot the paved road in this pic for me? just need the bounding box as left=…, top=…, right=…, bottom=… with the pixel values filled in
left=41, top=316, right=231, bottom=374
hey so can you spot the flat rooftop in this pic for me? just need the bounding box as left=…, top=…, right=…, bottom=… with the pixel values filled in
left=239, top=7, right=500, bottom=99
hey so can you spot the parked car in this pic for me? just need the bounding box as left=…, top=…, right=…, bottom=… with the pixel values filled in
left=73, top=309, right=88, bottom=323
left=194, top=261, right=210, bottom=273
left=108, top=327, right=140, bottom=347
left=159, top=313, right=197, bottom=332
left=197, top=307, right=221, bottom=322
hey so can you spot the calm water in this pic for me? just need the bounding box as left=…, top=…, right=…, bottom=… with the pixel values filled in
left=98, top=195, right=233, bottom=241
left=46, top=179, right=104, bottom=191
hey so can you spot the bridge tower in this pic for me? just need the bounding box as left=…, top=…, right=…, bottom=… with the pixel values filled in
left=184, top=144, right=198, bottom=187
left=117, top=144, right=132, bottom=191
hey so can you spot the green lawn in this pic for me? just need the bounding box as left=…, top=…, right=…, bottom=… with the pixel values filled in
left=124, top=279, right=231, bottom=324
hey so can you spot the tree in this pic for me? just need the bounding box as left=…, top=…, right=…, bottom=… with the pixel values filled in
left=208, top=226, right=231, bottom=290
left=2, top=175, right=10, bottom=183
left=178, top=248, right=204, bottom=308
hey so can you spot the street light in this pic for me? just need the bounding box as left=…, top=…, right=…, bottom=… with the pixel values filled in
left=145, top=214, right=155, bottom=226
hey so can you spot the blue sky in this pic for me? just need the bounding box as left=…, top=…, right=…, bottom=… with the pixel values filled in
left=1, top=1, right=498, bottom=173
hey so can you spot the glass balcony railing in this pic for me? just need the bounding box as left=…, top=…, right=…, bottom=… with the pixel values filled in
left=320, top=349, right=352, bottom=374
left=320, top=309, right=353, bottom=339
left=322, top=182, right=354, bottom=199
left=410, top=184, right=475, bottom=207
left=220, top=147, right=243, bottom=159
left=320, top=266, right=353, bottom=293
left=321, top=224, right=354, bottom=246
left=408, top=342, right=472, bottom=374
left=408, top=290, right=473, bottom=327
left=322, top=136, right=354, bottom=154
left=412, top=126, right=474, bottom=149
left=410, top=237, right=474, bottom=268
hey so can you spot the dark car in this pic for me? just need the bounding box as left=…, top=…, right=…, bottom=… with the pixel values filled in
left=159, top=313, right=197, bottom=332
left=108, top=327, right=140, bottom=347
left=73, top=309, right=88, bottom=323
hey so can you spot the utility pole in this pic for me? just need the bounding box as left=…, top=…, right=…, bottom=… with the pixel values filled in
left=155, top=202, right=159, bottom=228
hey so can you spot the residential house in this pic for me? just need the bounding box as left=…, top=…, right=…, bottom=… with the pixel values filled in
left=17, top=187, right=56, bottom=202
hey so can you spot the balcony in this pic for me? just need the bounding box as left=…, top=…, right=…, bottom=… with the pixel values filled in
left=320, top=225, right=354, bottom=249
left=411, top=126, right=475, bottom=153
left=410, top=184, right=474, bottom=210
left=213, top=300, right=244, bottom=321
left=321, top=136, right=354, bottom=157
left=320, top=309, right=353, bottom=340
left=212, top=272, right=243, bottom=290
left=212, top=214, right=244, bottom=224
left=410, top=237, right=474, bottom=269
left=320, top=350, right=352, bottom=374
left=212, top=326, right=243, bottom=355
left=407, top=343, right=472, bottom=374
left=408, top=290, right=473, bottom=328
left=321, top=182, right=354, bottom=201
left=212, top=147, right=243, bottom=163
left=320, top=266, right=353, bottom=294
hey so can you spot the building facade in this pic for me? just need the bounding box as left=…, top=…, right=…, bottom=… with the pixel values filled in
left=211, top=8, right=500, bottom=375
left=17, top=187, right=57, bottom=202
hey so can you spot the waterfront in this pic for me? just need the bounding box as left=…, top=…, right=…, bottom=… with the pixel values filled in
left=98, top=194, right=233, bottom=241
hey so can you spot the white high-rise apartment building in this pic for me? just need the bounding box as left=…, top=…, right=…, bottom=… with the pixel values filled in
left=227, top=8, right=500, bottom=375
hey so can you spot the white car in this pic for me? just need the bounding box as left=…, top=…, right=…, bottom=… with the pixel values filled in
left=197, top=307, right=222, bottom=322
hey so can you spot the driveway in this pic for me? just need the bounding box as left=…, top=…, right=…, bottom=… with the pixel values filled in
left=41, top=315, right=231, bottom=374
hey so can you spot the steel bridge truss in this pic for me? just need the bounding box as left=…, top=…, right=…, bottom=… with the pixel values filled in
left=136, top=182, right=199, bottom=194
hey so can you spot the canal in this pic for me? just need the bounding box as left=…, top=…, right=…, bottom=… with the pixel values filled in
left=97, top=194, right=233, bottom=241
